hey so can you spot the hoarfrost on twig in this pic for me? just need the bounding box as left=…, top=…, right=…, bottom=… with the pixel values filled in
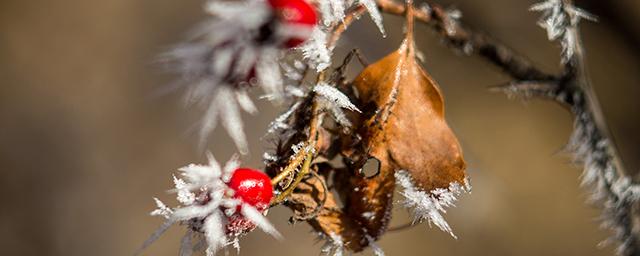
left=318, top=0, right=346, bottom=26
left=266, top=101, right=302, bottom=135
left=150, top=198, right=174, bottom=219
left=173, top=175, right=196, bottom=205
left=320, top=232, right=345, bottom=256
left=567, top=105, right=640, bottom=255
left=530, top=0, right=596, bottom=62
left=365, top=235, right=385, bottom=256
left=300, top=28, right=332, bottom=72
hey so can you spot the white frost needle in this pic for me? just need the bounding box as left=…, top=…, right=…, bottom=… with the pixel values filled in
left=360, top=0, right=386, bottom=37
left=320, top=233, right=345, bottom=256
left=204, top=212, right=225, bottom=256
left=314, top=83, right=360, bottom=127
left=318, top=0, right=346, bottom=26
left=300, top=27, right=332, bottom=72
left=530, top=0, right=596, bottom=62
left=395, top=171, right=469, bottom=238
left=241, top=204, right=283, bottom=239
left=365, top=235, right=385, bottom=256
left=314, top=83, right=360, bottom=113
left=267, top=101, right=302, bottom=135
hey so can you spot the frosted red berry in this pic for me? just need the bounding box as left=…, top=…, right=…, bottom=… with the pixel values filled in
left=268, top=0, right=317, bottom=48
left=227, top=168, right=273, bottom=211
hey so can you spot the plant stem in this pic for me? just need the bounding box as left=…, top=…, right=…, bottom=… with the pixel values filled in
left=269, top=5, right=366, bottom=205
left=272, top=150, right=314, bottom=204
left=271, top=145, right=308, bottom=186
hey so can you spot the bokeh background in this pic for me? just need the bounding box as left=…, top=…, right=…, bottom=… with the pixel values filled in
left=2, top=0, right=640, bottom=255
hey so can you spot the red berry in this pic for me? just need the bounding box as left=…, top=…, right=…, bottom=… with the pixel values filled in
left=227, top=168, right=273, bottom=211
left=268, top=0, right=317, bottom=48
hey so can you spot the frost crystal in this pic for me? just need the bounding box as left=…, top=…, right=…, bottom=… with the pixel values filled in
left=266, top=101, right=302, bottom=134
left=281, top=61, right=305, bottom=81
left=567, top=106, right=640, bottom=255
left=173, top=175, right=196, bottom=205
left=291, top=141, right=314, bottom=154
left=150, top=198, right=174, bottom=219
left=530, top=0, right=596, bottom=62
left=365, top=235, right=385, bottom=256
left=164, top=0, right=287, bottom=154
left=314, top=83, right=360, bottom=112
left=318, top=0, right=346, bottom=26
left=300, top=28, right=332, bottom=72
left=317, top=0, right=386, bottom=37
left=143, top=153, right=281, bottom=255
left=314, top=83, right=361, bottom=126
left=360, top=0, right=386, bottom=36
left=195, top=86, right=253, bottom=154
left=263, top=152, right=278, bottom=163
left=320, top=233, right=345, bottom=256
left=443, top=7, right=462, bottom=36
left=395, top=170, right=469, bottom=238
left=240, top=204, right=283, bottom=239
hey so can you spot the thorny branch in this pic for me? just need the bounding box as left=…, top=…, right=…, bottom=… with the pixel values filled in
left=374, top=0, right=640, bottom=254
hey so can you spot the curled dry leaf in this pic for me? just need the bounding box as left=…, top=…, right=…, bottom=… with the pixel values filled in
left=272, top=14, right=467, bottom=252
left=286, top=164, right=367, bottom=252
left=338, top=37, right=467, bottom=243
left=353, top=39, right=467, bottom=191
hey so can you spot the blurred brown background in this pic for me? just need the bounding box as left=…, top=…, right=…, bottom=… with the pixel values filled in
left=1, top=0, right=640, bottom=255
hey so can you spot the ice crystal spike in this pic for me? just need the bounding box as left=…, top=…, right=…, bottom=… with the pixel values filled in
left=395, top=170, right=468, bottom=238
left=360, top=0, right=386, bottom=37
left=300, top=28, right=332, bottom=72
left=530, top=0, right=596, bottom=63
left=314, top=83, right=360, bottom=127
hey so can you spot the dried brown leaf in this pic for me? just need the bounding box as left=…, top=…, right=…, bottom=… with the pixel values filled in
left=287, top=165, right=367, bottom=252
left=281, top=13, right=467, bottom=252
left=339, top=38, right=467, bottom=242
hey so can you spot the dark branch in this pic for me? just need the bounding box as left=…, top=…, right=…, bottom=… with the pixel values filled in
left=377, top=0, right=640, bottom=254
left=377, top=0, right=558, bottom=82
